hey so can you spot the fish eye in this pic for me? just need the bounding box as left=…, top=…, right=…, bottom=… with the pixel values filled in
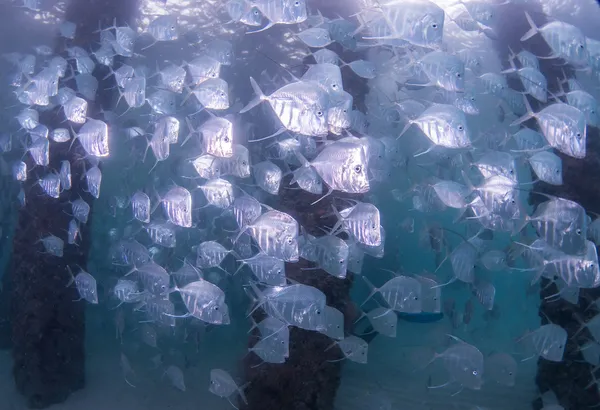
left=473, top=370, right=478, bottom=376
left=432, top=23, right=438, bottom=28
left=287, top=238, right=293, bottom=244
left=317, top=111, right=323, bottom=117
left=458, top=125, right=464, bottom=131
left=214, top=306, right=219, bottom=310
left=294, top=0, right=300, bottom=5
left=576, top=132, right=582, bottom=139
left=254, top=9, right=259, bottom=15
left=354, top=165, right=362, bottom=173
left=242, top=161, right=247, bottom=165
left=339, top=259, right=344, bottom=264
left=224, top=137, right=229, bottom=142
left=316, top=309, right=321, bottom=315
left=577, top=229, right=582, bottom=235
left=456, top=73, right=461, bottom=77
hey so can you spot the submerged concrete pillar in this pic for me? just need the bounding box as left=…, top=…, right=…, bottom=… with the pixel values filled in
left=493, top=2, right=600, bottom=408
left=7, top=1, right=137, bottom=407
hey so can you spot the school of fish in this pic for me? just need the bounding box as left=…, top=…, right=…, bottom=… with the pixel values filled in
left=4, top=0, right=600, bottom=408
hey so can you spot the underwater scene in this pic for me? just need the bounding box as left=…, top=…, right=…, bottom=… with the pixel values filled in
left=0, top=0, right=600, bottom=409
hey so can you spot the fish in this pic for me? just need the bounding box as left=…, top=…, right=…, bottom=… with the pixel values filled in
left=485, top=352, right=517, bottom=387
left=362, top=276, right=422, bottom=313
left=241, top=77, right=329, bottom=139
left=236, top=210, right=299, bottom=262
left=428, top=335, right=484, bottom=391
left=209, top=369, right=247, bottom=406
left=67, top=266, right=98, bottom=304
left=327, top=335, right=368, bottom=364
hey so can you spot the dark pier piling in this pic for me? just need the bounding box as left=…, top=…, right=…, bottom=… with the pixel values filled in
left=3, top=0, right=136, bottom=407
left=493, top=2, right=600, bottom=408
left=242, top=187, right=355, bottom=410
left=237, top=2, right=363, bottom=408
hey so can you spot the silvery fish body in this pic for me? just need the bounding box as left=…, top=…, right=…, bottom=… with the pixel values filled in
left=73, top=269, right=98, bottom=304
left=133, top=262, right=170, bottom=296
left=51, top=128, right=70, bottom=143
left=522, top=13, right=589, bottom=67
left=114, top=279, right=140, bottom=304
left=220, top=144, right=251, bottom=177
left=309, top=141, right=370, bottom=194
left=76, top=119, right=109, bottom=157
left=147, top=90, right=176, bottom=115
left=155, top=116, right=179, bottom=144
left=191, top=78, right=229, bottom=110
left=67, top=219, right=80, bottom=245
left=363, top=275, right=422, bottom=313
left=40, top=234, right=64, bottom=256
left=131, top=191, right=151, bottom=223
left=433, top=338, right=484, bottom=390
left=85, top=166, right=102, bottom=198
left=200, top=178, right=234, bottom=209
left=253, top=161, right=281, bottom=195
left=200, top=116, right=233, bottom=157
left=243, top=210, right=299, bottom=262
left=530, top=197, right=587, bottom=255
left=145, top=222, right=176, bottom=248
left=358, top=0, right=445, bottom=48
left=528, top=151, right=563, bottom=185
left=157, top=64, right=186, bottom=93
left=63, top=96, right=88, bottom=124
left=39, top=173, right=61, bottom=198
left=148, top=15, right=179, bottom=41
left=241, top=78, right=329, bottom=137
left=191, top=154, right=221, bottom=179
left=334, top=202, right=382, bottom=247
left=565, top=90, right=598, bottom=127
left=238, top=252, right=286, bottom=285
left=196, top=241, right=232, bottom=268
left=407, top=104, right=472, bottom=149
left=417, top=51, right=465, bottom=92
left=311, top=235, right=349, bottom=278
left=71, top=198, right=90, bottom=224
left=257, top=283, right=326, bottom=331
left=176, top=280, right=230, bottom=324
left=186, top=55, right=221, bottom=85
left=161, top=186, right=192, bottom=228
left=205, top=39, right=234, bottom=66
left=12, top=161, right=26, bottom=182
left=251, top=0, right=307, bottom=26
left=209, top=369, right=246, bottom=403
left=232, top=194, right=262, bottom=230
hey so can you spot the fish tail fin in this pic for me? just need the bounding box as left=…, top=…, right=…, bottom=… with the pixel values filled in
left=520, top=11, right=538, bottom=41
left=572, top=312, right=587, bottom=338
left=246, top=282, right=265, bottom=316
left=397, top=120, right=413, bottom=140
left=66, top=266, right=75, bottom=288
left=293, top=151, right=310, bottom=168
left=239, top=77, right=265, bottom=113
left=360, top=276, right=378, bottom=307
left=510, top=95, right=534, bottom=127
left=238, top=382, right=250, bottom=405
